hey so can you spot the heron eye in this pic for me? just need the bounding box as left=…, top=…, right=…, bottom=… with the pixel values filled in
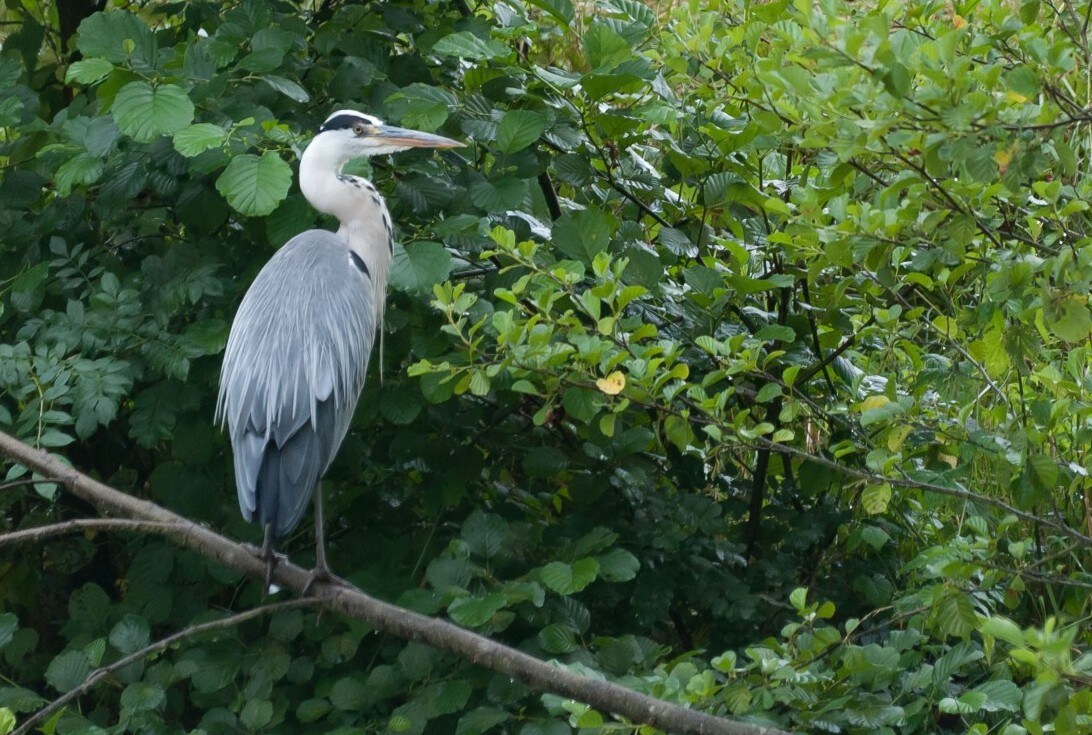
left=353, top=123, right=367, bottom=136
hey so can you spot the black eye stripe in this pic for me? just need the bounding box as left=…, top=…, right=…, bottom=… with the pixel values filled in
left=320, top=114, right=372, bottom=133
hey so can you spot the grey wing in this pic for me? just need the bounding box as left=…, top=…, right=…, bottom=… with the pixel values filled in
left=216, top=231, right=377, bottom=537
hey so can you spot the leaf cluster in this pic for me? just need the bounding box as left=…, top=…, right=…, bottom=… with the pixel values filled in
left=0, top=0, right=1091, bottom=733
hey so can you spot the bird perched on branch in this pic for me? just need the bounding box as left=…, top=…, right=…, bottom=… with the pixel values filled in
left=216, top=110, right=462, bottom=589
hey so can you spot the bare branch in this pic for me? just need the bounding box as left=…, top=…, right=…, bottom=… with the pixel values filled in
left=748, top=436, right=1092, bottom=548
left=0, top=477, right=61, bottom=491
left=0, top=430, right=792, bottom=735
left=0, top=518, right=179, bottom=548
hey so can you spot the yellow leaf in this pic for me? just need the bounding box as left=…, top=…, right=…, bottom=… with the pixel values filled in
left=596, top=371, right=626, bottom=395
left=887, top=425, right=912, bottom=452
left=952, top=13, right=967, bottom=28
left=859, top=395, right=889, bottom=413
left=862, top=483, right=892, bottom=514
left=932, top=314, right=960, bottom=338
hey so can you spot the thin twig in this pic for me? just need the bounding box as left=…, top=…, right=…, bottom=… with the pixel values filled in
left=748, top=436, right=1092, bottom=547
left=0, top=519, right=179, bottom=547
left=14, top=599, right=320, bottom=735
left=875, top=275, right=1015, bottom=414
left=0, top=477, right=61, bottom=491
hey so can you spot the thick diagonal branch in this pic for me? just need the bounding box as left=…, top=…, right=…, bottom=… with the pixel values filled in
left=0, top=430, right=792, bottom=735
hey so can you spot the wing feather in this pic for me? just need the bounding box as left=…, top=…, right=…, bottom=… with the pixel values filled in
left=217, top=230, right=377, bottom=536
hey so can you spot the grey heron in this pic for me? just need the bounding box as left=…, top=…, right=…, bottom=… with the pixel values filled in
left=216, top=109, right=462, bottom=589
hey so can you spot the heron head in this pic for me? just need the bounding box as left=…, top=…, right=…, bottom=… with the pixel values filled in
left=317, top=110, right=463, bottom=158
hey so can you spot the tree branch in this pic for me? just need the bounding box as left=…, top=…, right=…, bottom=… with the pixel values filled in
left=0, top=430, right=792, bottom=735
left=537, top=171, right=562, bottom=221
left=748, top=436, right=1092, bottom=548
left=0, top=518, right=179, bottom=547
left=0, top=477, right=61, bottom=491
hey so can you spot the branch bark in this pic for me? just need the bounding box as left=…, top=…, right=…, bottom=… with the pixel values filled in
left=0, top=429, right=792, bottom=735
left=0, top=518, right=177, bottom=547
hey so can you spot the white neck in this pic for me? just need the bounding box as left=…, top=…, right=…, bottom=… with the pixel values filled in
left=299, top=134, right=394, bottom=328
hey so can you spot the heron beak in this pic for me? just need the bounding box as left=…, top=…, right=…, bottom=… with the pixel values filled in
left=375, top=125, right=464, bottom=149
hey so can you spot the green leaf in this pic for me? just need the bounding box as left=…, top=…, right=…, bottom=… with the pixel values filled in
left=461, top=511, right=509, bottom=558
left=0, top=96, right=23, bottom=127
left=980, top=616, right=1025, bottom=646
left=1047, top=297, right=1092, bottom=342
left=456, top=707, right=508, bottom=735
left=385, top=84, right=457, bottom=131
left=571, top=527, right=618, bottom=556
left=0, top=708, right=14, bottom=735
left=109, top=615, right=149, bottom=655
left=883, top=61, right=911, bottom=96
left=55, top=154, right=104, bottom=196
left=538, top=623, right=579, bottom=653
left=329, top=676, right=369, bottom=710
left=120, top=682, right=165, bottom=714
left=65, top=58, right=114, bottom=85
left=553, top=209, right=615, bottom=262
left=390, top=242, right=453, bottom=296
left=496, top=110, right=549, bottom=153
left=664, top=414, right=694, bottom=451
left=183, top=319, right=229, bottom=355
left=756, top=383, right=782, bottom=403
left=172, top=123, right=228, bottom=157
left=1027, top=453, right=1058, bottom=494
left=76, top=11, right=155, bottom=66
left=527, top=0, right=575, bottom=24
left=753, top=324, right=797, bottom=342
left=296, top=699, right=331, bottom=723
left=861, top=484, right=892, bottom=514
left=111, top=82, right=195, bottom=142
left=432, top=31, right=509, bottom=60
left=260, top=75, right=310, bottom=102
left=422, top=680, right=472, bottom=717
left=215, top=152, right=292, bottom=216
left=540, top=558, right=599, bottom=594
left=448, top=593, right=507, bottom=627
left=562, top=387, right=601, bottom=423
left=860, top=525, right=890, bottom=549
left=935, top=592, right=976, bottom=640
left=683, top=266, right=720, bottom=296
left=972, top=680, right=1021, bottom=712
left=596, top=548, right=639, bottom=582
left=469, top=176, right=529, bottom=212
left=0, top=614, right=16, bottom=649
left=583, top=22, right=631, bottom=70
left=240, top=698, right=274, bottom=729
left=10, top=261, right=49, bottom=312
left=968, top=322, right=1011, bottom=379
left=45, top=650, right=91, bottom=693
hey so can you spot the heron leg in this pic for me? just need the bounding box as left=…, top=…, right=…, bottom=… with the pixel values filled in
left=303, top=483, right=348, bottom=594
left=316, top=482, right=331, bottom=575
left=260, top=523, right=277, bottom=591
left=241, top=524, right=281, bottom=592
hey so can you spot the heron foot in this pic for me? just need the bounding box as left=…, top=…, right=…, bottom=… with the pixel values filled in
left=242, top=542, right=288, bottom=593
left=301, top=561, right=350, bottom=596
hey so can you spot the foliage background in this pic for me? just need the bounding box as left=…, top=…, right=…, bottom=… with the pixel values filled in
left=0, top=0, right=1090, bottom=733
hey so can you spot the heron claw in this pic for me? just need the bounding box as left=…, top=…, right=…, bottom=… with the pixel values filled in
left=242, top=542, right=288, bottom=593
left=301, top=561, right=349, bottom=596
